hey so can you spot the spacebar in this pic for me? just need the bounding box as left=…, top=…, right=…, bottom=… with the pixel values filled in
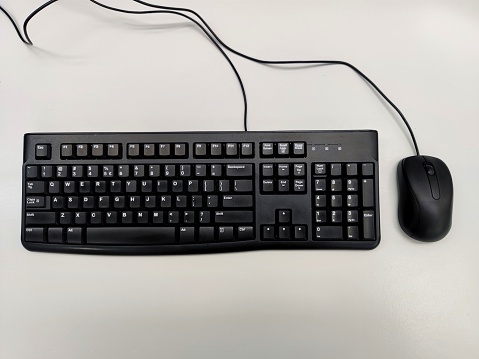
left=87, top=228, right=177, bottom=245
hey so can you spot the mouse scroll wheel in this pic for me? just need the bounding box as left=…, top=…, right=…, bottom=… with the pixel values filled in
left=424, top=164, right=435, bottom=176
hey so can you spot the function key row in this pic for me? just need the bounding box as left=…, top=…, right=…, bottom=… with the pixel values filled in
left=261, top=142, right=306, bottom=158
left=61, top=144, right=121, bottom=159
left=194, top=142, right=254, bottom=158
left=128, top=143, right=187, bottom=158
left=313, top=163, right=374, bottom=176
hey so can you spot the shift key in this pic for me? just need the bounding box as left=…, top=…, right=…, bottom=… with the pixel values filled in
left=25, top=212, right=56, bottom=225
left=215, top=211, right=253, bottom=223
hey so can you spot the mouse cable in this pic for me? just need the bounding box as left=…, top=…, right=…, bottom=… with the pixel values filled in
left=132, top=0, right=420, bottom=156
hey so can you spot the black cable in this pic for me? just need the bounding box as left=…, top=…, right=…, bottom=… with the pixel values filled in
left=132, top=0, right=420, bottom=156
left=23, top=0, right=58, bottom=45
left=0, top=4, right=31, bottom=44
left=20, top=0, right=249, bottom=130
left=5, top=0, right=420, bottom=154
left=89, top=0, right=248, bottom=130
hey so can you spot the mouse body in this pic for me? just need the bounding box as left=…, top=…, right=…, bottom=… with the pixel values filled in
left=397, top=155, right=453, bottom=241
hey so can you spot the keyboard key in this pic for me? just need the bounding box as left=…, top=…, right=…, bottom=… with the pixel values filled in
left=87, top=227, right=177, bottom=245
left=180, top=227, right=195, bottom=244
left=293, top=163, right=305, bottom=176
left=26, top=166, right=38, bottom=179
left=293, top=142, right=305, bottom=156
left=347, top=163, right=358, bottom=176
left=159, top=144, right=170, bottom=156
left=330, top=163, right=342, bottom=176
left=315, top=195, right=326, bottom=207
left=314, top=163, right=326, bottom=175
left=362, top=163, right=374, bottom=176
left=262, top=179, right=274, bottom=192
left=41, top=165, right=53, bottom=178
left=362, top=179, right=374, bottom=207
left=67, top=228, right=83, bottom=244
left=315, top=226, right=343, bottom=240
left=226, top=164, right=253, bottom=177
left=26, top=196, right=45, bottom=208
left=293, top=179, right=306, bottom=192
left=278, top=226, right=291, bottom=239
left=315, top=210, right=327, bottom=223
left=237, top=226, right=254, bottom=240
left=222, top=195, right=253, bottom=207
left=174, top=143, right=187, bottom=157
left=363, top=211, right=375, bottom=239
left=218, top=226, right=234, bottom=241
left=261, top=143, right=274, bottom=156
left=35, top=144, right=50, bottom=159
left=210, top=164, right=222, bottom=177
left=315, top=179, right=326, bottom=191
left=241, top=143, right=253, bottom=157
left=24, top=228, right=44, bottom=242
left=277, top=143, right=289, bottom=156
left=48, top=228, right=63, bottom=243
left=294, top=226, right=307, bottom=240
left=199, top=227, right=215, bottom=243
left=87, top=165, right=99, bottom=178
left=347, top=210, right=358, bottom=223
left=143, top=144, right=155, bottom=157
left=262, top=164, right=274, bottom=177
left=107, top=144, right=120, bottom=157
left=225, top=143, right=238, bottom=157
left=76, top=144, right=88, bottom=157
left=61, top=144, right=73, bottom=158
left=278, top=179, right=289, bottom=192
left=277, top=209, right=291, bottom=223
left=71, top=165, right=83, bottom=178
left=347, top=179, right=358, bottom=191
left=195, top=143, right=207, bottom=157
left=331, top=210, right=342, bottom=223
left=262, top=226, right=275, bottom=240
left=128, top=144, right=140, bottom=157
left=234, top=180, right=252, bottom=192
left=331, top=195, right=342, bottom=207
left=25, top=212, right=55, bottom=225
left=277, top=164, right=289, bottom=176
left=347, top=226, right=359, bottom=239
left=92, top=144, right=104, bottom=157
left=26, top=181, right=44, bottom=194
left=214, top=211, right=253, bottom=223
left=346, top=194, right=358, bottom=207
left=331, top=179, right=342, bottom=191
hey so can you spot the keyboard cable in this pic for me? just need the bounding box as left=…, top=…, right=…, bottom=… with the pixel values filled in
left=1, top=0, right=420, bottom=156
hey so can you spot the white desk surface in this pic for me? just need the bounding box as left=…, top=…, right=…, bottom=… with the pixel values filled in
left=1, top=1, right=478, bottom=358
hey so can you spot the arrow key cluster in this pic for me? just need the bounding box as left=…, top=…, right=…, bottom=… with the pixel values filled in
left=261, top=209, right=307, bottom=241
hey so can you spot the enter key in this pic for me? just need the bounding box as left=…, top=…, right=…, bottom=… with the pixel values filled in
left=222, top=195, right=253, bottom=208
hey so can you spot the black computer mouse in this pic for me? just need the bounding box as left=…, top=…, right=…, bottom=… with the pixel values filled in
left=397, top=155, right=453, bottom=241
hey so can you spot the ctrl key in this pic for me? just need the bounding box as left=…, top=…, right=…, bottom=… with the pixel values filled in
left=25, top=228, right=45, bottom=242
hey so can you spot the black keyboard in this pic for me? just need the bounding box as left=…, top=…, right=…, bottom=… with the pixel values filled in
left=22, top=131, right=380, bottom=254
